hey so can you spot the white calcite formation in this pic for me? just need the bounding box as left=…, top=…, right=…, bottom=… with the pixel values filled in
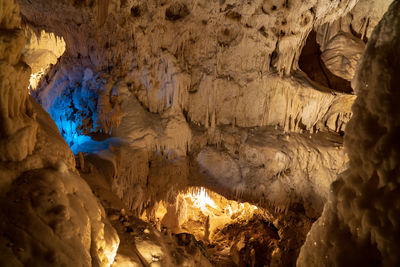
left=18, top=0, right=361, bottom=137
left=94, top=87, right=346, bottom=218
left=23, top=29, right=66, bottom=90
left=316, top=0, right=392, bottom=81
left=298, top=1, right=400, bottom=266
left=319, top=31, right=365, bottom=81
left=23, top=29, right=65, bottom=75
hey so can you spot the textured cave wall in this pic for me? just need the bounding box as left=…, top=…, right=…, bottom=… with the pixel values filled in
left=0, top=167, right=119, bottom=267
left=298, top=1, right=400, bottom=266
left=0, top=1, right=119, bottom=266
left=0, top=0, right=37, bottom=163
left=18, top=0, right=360, bottom=137
left=2, top=0, right=397, bottom=265
left=13, top=0, right=392, bottom=224
left=0, top=0, right=76, bottom=190
left=15, top=0, right=360, bottom=210
left=315, top=0, right=392, bottom=82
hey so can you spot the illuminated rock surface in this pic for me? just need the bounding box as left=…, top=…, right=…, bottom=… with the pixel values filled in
left=23, top=29, right=65, bottom=90
left=0, top=166, right=119, bottom=267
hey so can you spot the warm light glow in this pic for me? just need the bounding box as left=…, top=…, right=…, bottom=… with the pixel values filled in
left=29, top=69, right=45, bottom=91
left=104, top=242, right=119, bottom=267
left=187, top=187, right=217, bottom=212
left=144, top=187, right=262, bottom=243
left=24, top=29, right=66, bottom=91
left=181, top=187, right=259, bottom=218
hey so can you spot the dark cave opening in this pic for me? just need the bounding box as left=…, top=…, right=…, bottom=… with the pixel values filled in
left=299, top=30, right=353, bottom=94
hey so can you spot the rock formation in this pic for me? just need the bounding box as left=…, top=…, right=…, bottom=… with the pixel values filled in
left=0, top=0, right=37, bottom=163
left=23, top=29, right=65, bottom=90
left=0, top=1, right=119, bottom=266
left=16, top=0, right=364, bottom=217
left=0, top=0, right=398, bottom=265
left=298, top=1, right=400, bottom=266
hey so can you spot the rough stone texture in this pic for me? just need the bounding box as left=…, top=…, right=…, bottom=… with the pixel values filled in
left=0, top=1, right=120, bottom=266
left=18, top=0, right=360, bottom=136
left=0, top=0, right=38, bottom=162
left=347, top=0, right=393, bottom=40
left=103, top=88, right=347, bottom=217
left=316, top=0, right=392, bottom=81
left=0, top=166, right=119, bottom=267
left=15, top=1, right=365, bottom=221
left=14, top=0, right=389, bottom=239
left=23, top=29, right=65, bottom=74
left=298, top=2, right=400, bottom=266
left=79, top=164, right=213, bottom=267
left=196, top=126, right=347, bottom=217
left=1, top=0, right=395, bottom=265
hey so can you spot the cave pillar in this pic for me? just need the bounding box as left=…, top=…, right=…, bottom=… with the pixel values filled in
left=0, top=0, right=38, bottom=161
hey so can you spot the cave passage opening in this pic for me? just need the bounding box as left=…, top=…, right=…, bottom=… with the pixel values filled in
left=299, top=30, right=353, bottom=94
left=23, top=28, right=66, bottom=92
left=139, top=186, right=286, bottom=266
left=22, top=28, right=116, bottom=154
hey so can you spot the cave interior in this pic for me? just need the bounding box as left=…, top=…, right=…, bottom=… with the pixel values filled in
left=0, top=0, right=400, bottom=266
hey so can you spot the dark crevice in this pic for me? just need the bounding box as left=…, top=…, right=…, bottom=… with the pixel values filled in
left=350, top=20, right=369, bottom=43
left=299, top=30, right=353, bottom=94
left=317, top=55, right=332, bottom=88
